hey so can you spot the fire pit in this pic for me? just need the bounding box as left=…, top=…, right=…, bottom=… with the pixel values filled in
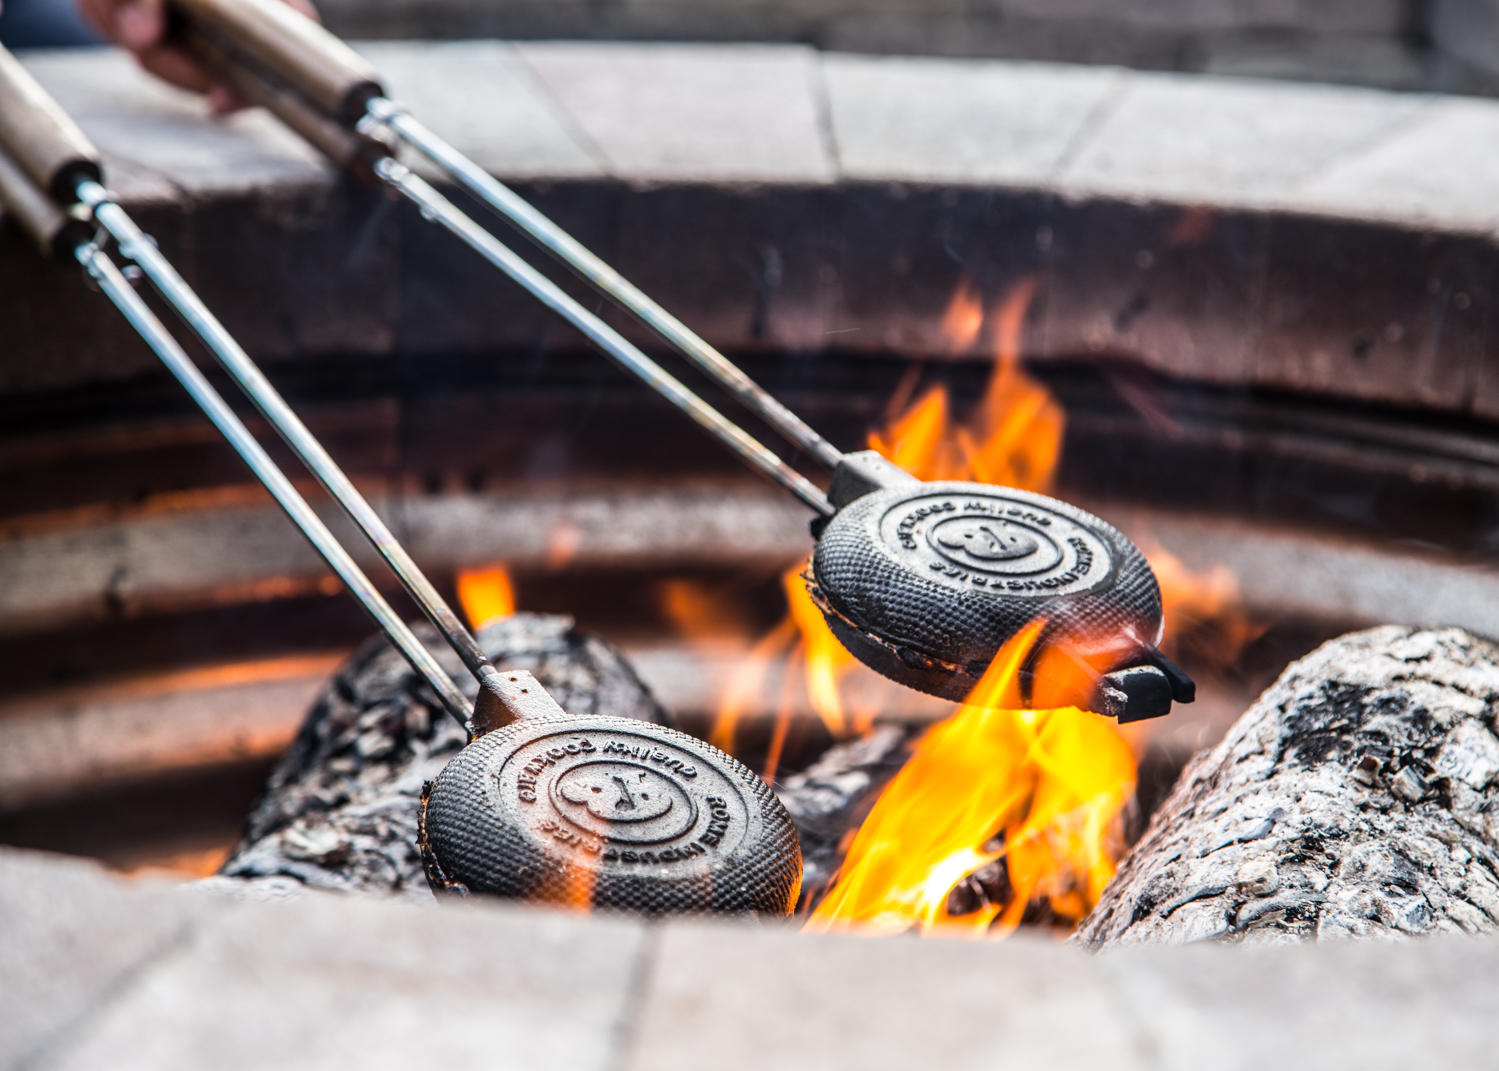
left=3, top=43, right=1499, bottom=935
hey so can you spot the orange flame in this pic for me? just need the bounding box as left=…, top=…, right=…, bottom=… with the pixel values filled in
left=1142, top=541, right=1262, bottom=664
left=708, top=616, right=798, bottom=756
left=940, top=278, right=985, bottom=353
left=657, top=578, right=751, bottom=642
left=707, top=276, right=1062, bottom=763
left=869, top=277, right=1062, bottom=492
left=456, top=565, right=516, bottom=630
left=783, top=567, right=864, bottom=738
left=805, top=620, right=1136, bottom=936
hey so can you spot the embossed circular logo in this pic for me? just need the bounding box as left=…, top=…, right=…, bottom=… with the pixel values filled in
left=881, top=491, right=1112, bottom=597
left=552, top=761, right=695, bottom=844
left=490, top=727, right=749, bottom=868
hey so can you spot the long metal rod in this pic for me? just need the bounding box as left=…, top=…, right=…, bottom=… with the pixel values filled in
left=75, top=181, right=506, bottom=700
left=373, top=156, right=836, bottom=517
left=361, top=98, right=846, bottom=475
left=74, top=238, right=474, bottom=728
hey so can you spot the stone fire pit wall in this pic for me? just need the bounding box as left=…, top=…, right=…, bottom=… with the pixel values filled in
left=4, top=846, right=1499, bottom=1070
left=4, top=42, right=1499, bottom=423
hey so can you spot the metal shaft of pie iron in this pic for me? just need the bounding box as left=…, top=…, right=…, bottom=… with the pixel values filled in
left=1, top=41, right=806, bottom=917
left=159, top=4, right=1190, bottom=722
left=0, top=42, right=548, bottom=735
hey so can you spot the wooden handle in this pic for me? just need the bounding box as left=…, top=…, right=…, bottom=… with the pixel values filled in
left=0, top=142, right=89, bottom=260
left=181, top=25, right=388, bottom=174
left=171, top=0, right=383, bottom=122
left=0, top=45, right=101, bottom=203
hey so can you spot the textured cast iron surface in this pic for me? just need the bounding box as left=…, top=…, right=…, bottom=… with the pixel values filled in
left=209, top=614, right=666, bottom=901
left=813, top=483, right=1162, bottom=696
left=424, top=714, right=802, bottom=916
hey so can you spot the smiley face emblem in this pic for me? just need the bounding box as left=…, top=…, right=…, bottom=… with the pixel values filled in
left=557, top=764, right=675, bottom=822
left=933, top=519, right=1039, bottom=563
left=550, top=760, right=698, bottom=843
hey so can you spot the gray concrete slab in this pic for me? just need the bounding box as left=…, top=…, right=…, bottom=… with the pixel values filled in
left=823, top=54, right=1122, bottom=185
left=5, top=43, right=1499, bottom=420
left=628, top=922, right=1146, bottom=1071
left=516, top=43, right=836, bottom=184
left=38, top=882, right=649, bottom=1071
left=1059, top=71, right=1430, bottom=211
left=1102, top=937, right=1499, bottom=1070
left=6, top=847, right=1499, bottom=1070
left=354, top=40, right=605, bottom=179
left=0, top=850, right=217, bottom=1071
left=1293, top=95, right=1499, bottom=235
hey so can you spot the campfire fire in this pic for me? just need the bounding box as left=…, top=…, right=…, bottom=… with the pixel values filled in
left=455, top=281, right=1250, bottom=935
left=682, top=277, right=1249, bottom=936
left=456, top=564, right=517, bottom=629
left=804, top=620, right=1136, bottom=935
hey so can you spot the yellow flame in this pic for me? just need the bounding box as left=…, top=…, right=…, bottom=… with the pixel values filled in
left=456, top=565, right=516, bottom=629
left=806, top=620, right=1136, bottom=936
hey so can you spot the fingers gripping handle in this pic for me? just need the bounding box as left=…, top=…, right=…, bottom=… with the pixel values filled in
left=180, top=25, right=387, bottom=174
left=0, top=45, right=101, bottom=204
left=170, top=0, right=383, bottom=122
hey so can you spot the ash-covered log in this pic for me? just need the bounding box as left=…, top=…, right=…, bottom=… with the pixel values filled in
left=205, top=613, right=666, bottom=901
left=1077, top=626, right=1499, bottom=948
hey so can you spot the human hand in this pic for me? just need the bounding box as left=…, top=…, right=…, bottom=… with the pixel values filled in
left=75, top=0, right=318, bottom=112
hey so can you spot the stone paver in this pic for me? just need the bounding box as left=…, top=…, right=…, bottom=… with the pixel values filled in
left=823, top=54, right=1122, bottom=185
left=22, top=48, right=330, bottom=199
left=0, top=851, right=217, bottom=1071
left=355, top=40, right=605, bottom=179
left=1058, top=71, right=1430, bottom=209
left=1292, top=95, right=1499, bottom=234
left=7, top=43, right=1499, bottom=418
left=28, top=860, right=649, bottom=1071
left=6, top=847, right=1499, bottom=1070
left=517, top=43, right=836, bottom=184
left=628, top=922, right=1147, bottom=1071
left=1103, top=938, right=1499, bottom=1070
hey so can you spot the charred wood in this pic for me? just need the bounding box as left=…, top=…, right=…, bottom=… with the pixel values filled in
left=1076, top=626, right=1499, bottom=948
left=203, top=613, right=666, bottom=902
left=774, top=723, right=924, bottom=913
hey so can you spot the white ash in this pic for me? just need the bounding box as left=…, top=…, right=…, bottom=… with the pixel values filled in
left=1076, top=626, right=1499, bottom=949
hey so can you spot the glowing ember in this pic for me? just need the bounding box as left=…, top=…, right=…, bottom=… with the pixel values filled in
left=805, top=620, right=1136, bottom=936
left=456, top=565, right=516, bottom=629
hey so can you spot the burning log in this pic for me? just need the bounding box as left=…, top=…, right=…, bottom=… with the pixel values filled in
left=206, top=613, right=667, bottom=901
left=1076, top=626, right=1499, bottom=948
left=775, top=723, right=924, bottom=911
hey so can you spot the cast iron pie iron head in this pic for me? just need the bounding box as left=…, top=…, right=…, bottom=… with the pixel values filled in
left=809, top=452, right=1195, bottom=722
left=419, top=681, right=802, bottom=916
